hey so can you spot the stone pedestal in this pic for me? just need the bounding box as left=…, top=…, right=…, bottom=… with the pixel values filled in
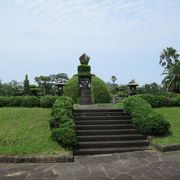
left=79, top=75, right=94, bottom=105
left=78, top=54, right=94, bottom=105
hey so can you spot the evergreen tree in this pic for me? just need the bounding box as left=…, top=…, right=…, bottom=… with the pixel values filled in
left=23, top=74, right=30, bottom=96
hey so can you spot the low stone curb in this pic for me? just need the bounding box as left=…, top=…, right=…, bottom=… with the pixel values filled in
left=152, top=143, right=180, bottom=152
left=0, top=153, right=74, bottom=163
left=147, top=136, right=180, bottom=152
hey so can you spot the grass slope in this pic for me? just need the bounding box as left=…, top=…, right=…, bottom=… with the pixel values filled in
left=0, top=108, right=66, bottom=155
left=153, top=107, right=180, bottom=145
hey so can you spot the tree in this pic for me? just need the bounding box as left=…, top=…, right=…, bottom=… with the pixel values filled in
left=162, top=61, right=180, bottom=93
left=0, top=80, right=23, bottom=96
left=50, top=73, right=69, bottom=83
left=137, top=83, right=166, bottom=94
left=160, top=47, right=180, bottom=93
left=111, top=75, right=117, bottom=84
left=35, top=76, right=52, bottom=95
left=23, top=74, right=30, bottom=96
left=160, top=47, right=180, bottom=67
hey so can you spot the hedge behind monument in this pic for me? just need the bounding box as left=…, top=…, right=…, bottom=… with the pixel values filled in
left=64, top=75, right=111, bottom=103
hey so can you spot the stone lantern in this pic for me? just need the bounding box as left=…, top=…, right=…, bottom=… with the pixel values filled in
left=128, top=79, right=139, bottom=96
left=54, top=80, right=66, bottom=96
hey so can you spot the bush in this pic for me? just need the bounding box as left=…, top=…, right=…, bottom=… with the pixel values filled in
left=49, top=96, right=76, bottom=147
left=8, top=96, right=24, bottom=107
left=64, top=75, right=111, bottom=103
left=49, top=116, right=73, bottom=129
left=139, top=94, right=179, bottom=107
left=21, top=96, right=40, bottom=107
left=51, top=126, right=77, bottom=146
left=0, top=97, right=10, bottom=107
left=0, top=96, right=40, bottom=108
left=52, top=96, right=73, bottom=110
left=124, top=96, right=170, bottom=136
left=40, top=96, right=57, bottom=108
left=172, top=94, right=180, bottom=106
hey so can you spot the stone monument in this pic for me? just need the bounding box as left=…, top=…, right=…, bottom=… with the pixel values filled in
left=78, top=53, right=94, bottom=105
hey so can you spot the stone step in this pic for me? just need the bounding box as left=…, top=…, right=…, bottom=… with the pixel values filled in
left=77, top=140, right=149, bottom=148
left=77, top=134, right=146, bottom=141
left=76, top=124, right=134, bottom=130
left=80, top=102, right=94, bottom=105
left=77, top=129, right=138, bottom=135
left=76, top=120, right=132, bottom=125
left=74, top=146, right=150, bottom=155
left=77, top=116, right=130, bottom=120
left=76, top=112, right=127, bottom=116
left=75, top=109, right=124, bottom=113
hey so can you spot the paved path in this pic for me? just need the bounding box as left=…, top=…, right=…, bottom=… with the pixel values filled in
left=1, top=150, right=180, bottom=180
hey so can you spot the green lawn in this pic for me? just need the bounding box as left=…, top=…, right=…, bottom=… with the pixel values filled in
left=152, top=107, right=180, bottom=145
left=0, top=108, right=66, bottom=155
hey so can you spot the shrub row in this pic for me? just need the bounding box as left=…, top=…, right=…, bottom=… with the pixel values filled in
left=0, top=96, right=58, bottom=108
left=139, top=94, right=180, bottom=108
left=123, top=96, right=170, bottom=136
left=49, top=96, right=77, bottom=147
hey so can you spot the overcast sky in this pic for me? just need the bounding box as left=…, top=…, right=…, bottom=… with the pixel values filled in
left=0, top=0, right=180, bottom=85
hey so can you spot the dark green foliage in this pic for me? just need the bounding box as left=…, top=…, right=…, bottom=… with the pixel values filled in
left=0, top=97, right=10, bottom=107
left=40, top=96, right=57, bottom=108
left=124, top=96, right=170, bottom=136
left=172, top=94, right=180, bottom=106
left=137, top=82, right=167, bottom=95
left=52, top=96, right=73, bottom=111
left=49, top=116, right=72, bottom=129
left=139, top=94, right=180, bottom=107
left=0, top=96, right=40, bottom=108
left=49, top=96, right=76, bottom=147
left=64, top=75, right=80, bottom=103
left=8, top=96, right=24, bottom=107
left=78, top=65, right=91, bottom=75
left=0, top=80, right=23, bottom=96
left=51, top=126, right=77, bottom=146
left=91, top=76, right=111, bottom=103
left=23, top=74, right=31, bottom=96
left=64, top=75, right=111, bottom=103
left=21, top=96, right=40, bottom=107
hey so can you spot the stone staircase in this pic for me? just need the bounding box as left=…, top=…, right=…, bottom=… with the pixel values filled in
left=80, top=88, right=93, bottom=105
left=74, top=109, right=149, bottom=155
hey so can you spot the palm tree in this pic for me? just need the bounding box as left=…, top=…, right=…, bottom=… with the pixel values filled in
left=160, top=47, right=180, bottom=67
left=162, top=61, right=180, bottom=93
left=111, top=75, right=117, bottom=85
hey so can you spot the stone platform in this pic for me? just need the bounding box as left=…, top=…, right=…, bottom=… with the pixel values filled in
left=1, top=150, right=180, bottom=180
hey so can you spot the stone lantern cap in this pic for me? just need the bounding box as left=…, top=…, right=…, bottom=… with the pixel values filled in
left=79, top=53, right=90, bottom=65
left=128, top=79, right=139, bottom=86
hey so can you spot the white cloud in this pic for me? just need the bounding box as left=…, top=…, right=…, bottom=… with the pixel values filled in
left=0, top=0, right=180, bottom=84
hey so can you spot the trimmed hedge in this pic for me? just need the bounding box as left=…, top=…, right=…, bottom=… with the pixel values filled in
left=64, top=75, right=80, bottom=103
left=64, top=75, right=111, bottom=103
left=0, top=96, right=59, bottom=108
left=91, top=76, right=111, bottom=103
left=0, top=96, right=40, bottom=108
left=78, top=65, right=91, bottom=75
left=21, top=96, right=40, bottom=107
left=40, top=96, right=58, bottom=108
left=139, top=94, right=180, bottom=108
left=49, top=96, right=77, bottom=147
left=123, top=96, right=170, bottom=136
